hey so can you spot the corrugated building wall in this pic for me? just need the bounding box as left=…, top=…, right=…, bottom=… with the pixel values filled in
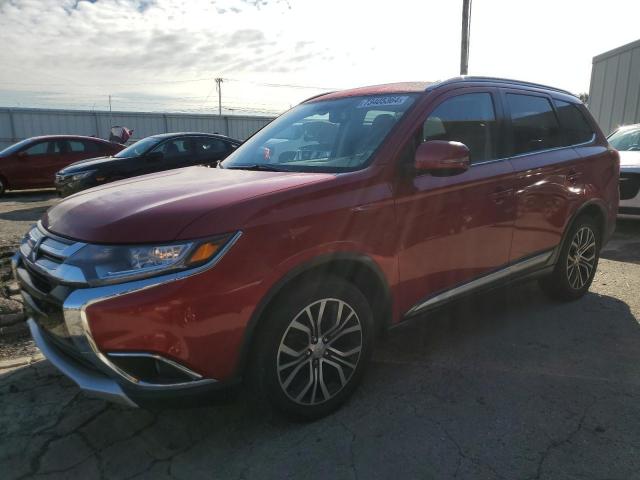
left=589, top=38, right=640, bottom=135
left=0, top=107, right=276, bottom=150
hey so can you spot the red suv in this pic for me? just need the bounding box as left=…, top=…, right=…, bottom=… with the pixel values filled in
left=0, top=135, right=124, bottom=194
left=15, top=77, right=619, bottom=418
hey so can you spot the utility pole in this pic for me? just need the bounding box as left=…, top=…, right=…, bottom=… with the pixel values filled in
left=460, top=0, right=472, bottom=75
left=215, top=78, right=223, bottom=116
left=108, top=94, right=113, bottom=129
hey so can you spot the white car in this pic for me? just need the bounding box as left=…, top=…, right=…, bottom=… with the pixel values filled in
left=608, top=124, right=640, bottom=218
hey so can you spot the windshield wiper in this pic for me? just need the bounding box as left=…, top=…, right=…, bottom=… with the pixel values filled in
left=224, top=164, right=288, bottom=172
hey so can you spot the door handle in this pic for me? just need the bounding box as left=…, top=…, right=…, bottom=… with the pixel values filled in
left=490, top=187, right=513, bottom=204
left=567, top=169, right=582, bottom=184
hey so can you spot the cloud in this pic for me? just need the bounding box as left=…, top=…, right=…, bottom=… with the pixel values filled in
left=0, top=0, right=324, bottom=82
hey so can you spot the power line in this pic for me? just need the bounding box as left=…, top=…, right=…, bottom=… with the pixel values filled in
left=0, top=76, right=338, bottom=90
left=0, top=77, right=215, bottom=88
left=226, top=77, right=338, bottom=90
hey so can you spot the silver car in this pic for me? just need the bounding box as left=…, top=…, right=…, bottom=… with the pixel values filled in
left=609, top=124, right=640, bottom=218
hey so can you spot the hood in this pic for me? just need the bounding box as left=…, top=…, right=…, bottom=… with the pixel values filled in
left=619, top=150, right=640, bottom=168
left=59, top=155, right=124, bottom=173
left=43, top=166, right=334, bottom=243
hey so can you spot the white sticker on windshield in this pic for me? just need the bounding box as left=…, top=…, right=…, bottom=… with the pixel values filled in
left=357, top=96, right=408, bottom=108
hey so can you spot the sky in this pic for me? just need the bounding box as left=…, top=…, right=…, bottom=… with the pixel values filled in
left=0, top=0, right=639, bottom=115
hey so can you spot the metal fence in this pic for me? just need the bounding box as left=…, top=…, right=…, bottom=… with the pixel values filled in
left=0, top=107, right=276, bottom=150
left=589, top=38, right=640, bottom=134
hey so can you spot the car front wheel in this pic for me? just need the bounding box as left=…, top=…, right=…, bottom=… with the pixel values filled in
left=252, top=276, right=374, bottom=419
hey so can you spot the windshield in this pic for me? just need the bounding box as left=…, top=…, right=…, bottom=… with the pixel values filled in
left=114, top=136, right=162, bottom=158
left=609, top=127, right=640, bottom=151
left=0, top=139, right=32, bottom=156
left=221, top=94, right=419, bottom=172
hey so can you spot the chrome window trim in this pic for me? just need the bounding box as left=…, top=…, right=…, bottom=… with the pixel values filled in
left=470, top=134, right=597, bottom=167
left=507, top=134, right=597, bottom=161
left=405, top=250, right=553, bottom=317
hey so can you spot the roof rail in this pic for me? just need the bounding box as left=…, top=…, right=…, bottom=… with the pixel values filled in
left=301, top=91, right=336, bottom=103
left=426, top=76, right=576, bottom=97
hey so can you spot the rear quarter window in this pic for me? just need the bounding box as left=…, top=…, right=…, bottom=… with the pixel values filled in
left=553, top=100, right=595, bottom=145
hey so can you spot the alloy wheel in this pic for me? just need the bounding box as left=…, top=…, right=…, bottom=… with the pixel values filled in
left=566, top=226, right=597, bottom=290
left=277, top=298, right=363, bottom=406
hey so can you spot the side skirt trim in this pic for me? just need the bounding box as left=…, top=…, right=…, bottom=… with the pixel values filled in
left=404, top=250, right=553, bottom=318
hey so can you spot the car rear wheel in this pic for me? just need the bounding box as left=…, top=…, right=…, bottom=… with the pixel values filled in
left=539, top=216, right=601, bottom=301
left=251, top=276, right=374, bottom=419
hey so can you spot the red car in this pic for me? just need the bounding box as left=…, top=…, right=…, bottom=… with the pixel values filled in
left=15, top=77, right=619, bottom=419
left=0, top=135, right=124, bottom=194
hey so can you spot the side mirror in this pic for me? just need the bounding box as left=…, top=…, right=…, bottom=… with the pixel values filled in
left=414, top=140, right=470, bottom=174
left=145, top=151, right=163, bottom=162
left=17, top=151, right=28, bottom=158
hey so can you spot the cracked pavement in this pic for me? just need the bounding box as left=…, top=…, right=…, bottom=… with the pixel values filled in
left=2, top=220, right=640, bottom=479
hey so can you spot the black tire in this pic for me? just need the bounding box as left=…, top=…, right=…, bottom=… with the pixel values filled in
left=250, top=275, right=374, bottom=420
left=0, top=177, right=5, bottom=196
left=538, top=215, right=601, bottom=301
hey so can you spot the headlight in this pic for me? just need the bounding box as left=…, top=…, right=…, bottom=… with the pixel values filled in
left=70, top=170, right=96, bottom=182
left=64, top=233, right=239, bottom=286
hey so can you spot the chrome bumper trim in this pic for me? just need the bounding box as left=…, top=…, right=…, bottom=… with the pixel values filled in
left=58, top=232, right=242, bottom=389
left=108, top=352, right=204, bottom=380
left=16, top=249, right=231, bottom=397
left=62, top=279, right=219, bottom=390
left=28, top=318, right=138, bottom=407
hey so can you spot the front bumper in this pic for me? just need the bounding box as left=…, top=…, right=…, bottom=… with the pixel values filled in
left=54, top=176, right=96, bottom=197
left=12, top=226, right=243, bottom=406
left=27, top=318, right=137, bottom=406
left=619, top=167, right=640, bottom=217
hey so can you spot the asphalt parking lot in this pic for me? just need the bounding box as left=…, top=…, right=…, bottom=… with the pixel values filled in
left=1, top=192, right=640, bottom=479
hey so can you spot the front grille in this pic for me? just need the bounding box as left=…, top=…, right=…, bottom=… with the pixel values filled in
left=17, top=223, right=86, bottom=352
left=620, top=172, right=640, bottom=200
left=24, top=262, right=53, bottom=293
left=19, top=223, right=87, bottom=285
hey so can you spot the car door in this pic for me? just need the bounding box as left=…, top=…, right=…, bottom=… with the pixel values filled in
left=501, top=90, right=585, bottom=262
left=395, top=89, right=517, bottom=316
left=192, top=136, right=231, bottom=166
left=57, top=140, right=89, bottom=170
left=13, top=140, right=62, bottom=188
left=68, top=139, right=103, bottom=163
left=147, top=137, right=194, bottom=173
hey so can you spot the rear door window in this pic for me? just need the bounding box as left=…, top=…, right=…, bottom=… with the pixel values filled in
left=194, top=137, right=228, bottom=157
left=152, top=138, right=194, bottom=162
left=24, top=142, right=50, bottom=155
left=68, top=140, right=87, bottom=152
left=422, top=92, right=499, bottom=163
left=87, top=141, right=103, bottom=153
left=553, top=100, right=595, bottom=146
left=506, top=94, right=563, bottom=155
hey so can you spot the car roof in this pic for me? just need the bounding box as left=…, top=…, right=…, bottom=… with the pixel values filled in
left=306, top=76, right=576, bottom=103
left=146, top=132, right=241, bottom=143
left=26, top=135, right=114, bottom=143
left=305, top=82, right=433, bottom=102
left=612, top=123, right=640, bottom=132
